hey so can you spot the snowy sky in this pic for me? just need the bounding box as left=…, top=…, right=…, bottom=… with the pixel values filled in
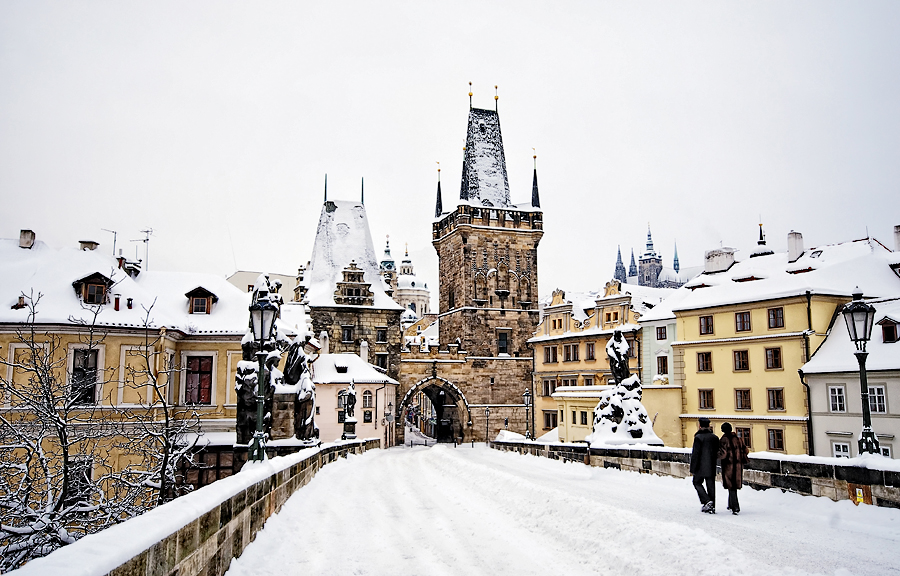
left=2, top=1, right=899, bottom=300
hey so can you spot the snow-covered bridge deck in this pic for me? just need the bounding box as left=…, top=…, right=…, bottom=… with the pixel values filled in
left=225, top=445, right=900, bottom=576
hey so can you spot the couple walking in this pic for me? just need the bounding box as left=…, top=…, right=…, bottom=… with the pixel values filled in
left=690, top=417, right=749, bottom=515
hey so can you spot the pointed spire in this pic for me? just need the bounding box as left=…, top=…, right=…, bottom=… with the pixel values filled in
left=673, top=241, right=680, bottom=273
left=494, top=85, right=498, bottom=112
left=324, top=174, right=328, bottom=201
left=614, top=245, right=627, bottom=284
left=531, top=151, right=541, bottom=208
left=435, top=162, right=443, bottom=217
left=629, top=249, right=637, bottom=277
left=646, top=224, right=655, bottom=253
left=751, top=221, right=774, bottom=258
left=468, top=81, right=473, bottom=110
left=361, top=177, right=365, bottom=205
left=459, top=147, right=469, bottom=201
left=758, top=222, right=765, bottom=244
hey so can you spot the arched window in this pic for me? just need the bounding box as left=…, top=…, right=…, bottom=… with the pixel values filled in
left=363, top=390, right=373, bottom=408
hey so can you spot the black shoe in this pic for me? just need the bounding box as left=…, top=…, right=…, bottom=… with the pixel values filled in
left=732, top=510, right=739, bottom=515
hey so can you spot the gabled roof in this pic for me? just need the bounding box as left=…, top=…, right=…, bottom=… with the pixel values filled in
left=310, top=353, right=398, bottom=385
left=184, top=286, right=219, bottom=303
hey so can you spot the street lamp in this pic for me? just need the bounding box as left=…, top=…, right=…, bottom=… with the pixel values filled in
left=484, top=406, right=491, bottom=445
left=248, top=298, right=279, bottom=461
left=385, top=402, right=394, bottom=447
left=842, top=288, right=880, bottom=455
left=522, top=388, right=532, bottom=440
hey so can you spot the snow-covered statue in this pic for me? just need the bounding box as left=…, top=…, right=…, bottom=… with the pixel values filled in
left=235, top=274, right=289, bottom=446
left=585, top=329, right=663, bottom=446
left=345, top=381, right=357, bottom=419
left=283, top=335, right=319, bottom=442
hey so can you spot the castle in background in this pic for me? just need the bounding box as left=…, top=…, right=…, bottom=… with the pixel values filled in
left=614, top=226, right=701, bottom=289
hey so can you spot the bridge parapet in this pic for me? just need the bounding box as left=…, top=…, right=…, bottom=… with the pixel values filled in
left=12, top=439, right=381, bottom=576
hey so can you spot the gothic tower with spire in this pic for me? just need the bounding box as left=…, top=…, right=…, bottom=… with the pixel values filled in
left=614, top=246, right=627, bottom=284
left=638, top=225, right=663, bottom=288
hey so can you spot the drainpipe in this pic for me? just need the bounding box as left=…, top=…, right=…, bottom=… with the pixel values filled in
left=374, top=383, right=386, bottom=430
left=798, top=368, right=814, bottom=456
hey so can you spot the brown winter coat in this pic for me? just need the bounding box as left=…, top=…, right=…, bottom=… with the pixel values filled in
left=718, top=432, right=749, bottom=490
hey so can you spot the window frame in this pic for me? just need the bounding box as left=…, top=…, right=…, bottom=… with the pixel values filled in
left=832, top=442, right=851, bottom=459
left=362, top=390, right=373, bottom=409
left=542, top=410, right=558, bottom=430
left=699, top=389, right=715, bottom=410
left=883, top=323, right=898, bottom=343
left=697, top=352, right=713, bottom=372
left=580, top=411, right=588, bottom=426
left=699, top=315, right=714, bottom=335
left=656, top=326, right=667, bottom=340
left=69, top=345, right=102, bottom=405
left=767, top=388, right=785, bottom=411
left=191, top=297, right=209, bottom=315
left=735, top=388, right=752, bottom=411
left=85, top=283, right=106, bottom=305
left=542, top=379, right=556, bottom=396
left=869, top=385, right=887, bottom=414
left=767, top=428, right=785, bottom=451
left=733, top=350, right=749, bottom=372
left=183, top=354, right=215, bottom=406
left=829, top=385, right=846, bottom=413
left=735, top=311, right=751, bottom=333
left=735, top=427, right=752, bottom=450
left=543, top=346, right=558, bottom=364
left=376, top=328, right=388, bottom=343
left=768, top=307, right=785, bottom=329
left=585, top=342, right=595, bottom=361
left=765, top=347, right=783, bottom=370
left=657, top=356, right=669, bottom=376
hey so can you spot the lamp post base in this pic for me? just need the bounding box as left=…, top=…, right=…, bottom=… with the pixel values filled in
left=342, top=418, right=357, bottom=440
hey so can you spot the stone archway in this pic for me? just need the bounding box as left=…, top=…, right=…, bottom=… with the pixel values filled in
left=399, top=376, right=472, bottom=443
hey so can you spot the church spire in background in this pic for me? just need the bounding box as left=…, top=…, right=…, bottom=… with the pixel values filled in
left=531, top=151, right=540, bottom=208
left=435, top=163, right=443, bottom=217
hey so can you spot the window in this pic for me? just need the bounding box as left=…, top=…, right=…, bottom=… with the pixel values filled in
left=583, top=377, right=593, bottom=386
left=656, top=326, right=667, bottom=340
left=85, top=283, right=106, bottom=305
left=829, top=386, right=846, bottom=413
left=191, top=297, right=208, bottom=314
left=543, top=346, right=558, bottom=364
left=585, top=343, right=595, bottom=360
left=735, top=389, right=751, bottom=410
left=881, top=446, right=892, bottom=458
left=767, top=428, right=785, bottom=451
left=833, top=442, right=850, bottom=458
left=542, top=379, right=556, bottom=396
left=699, top=389, right=714, bottom=410
left=736, top=427, right=752, bottom=450
left=733, top=350, right=749, bottom=371
left=375, top=354, right=388, bottom=370
left=338, top=410, right=345, bottom=423
left=613, top=311, right=619, bottom=322
left=657, top=356, right=668, bottom=375
left=572, top=410, right=577, bottom=425
left=363, top=410, right=372, bottom=423
left=697, top=352, right=712, bottom=372
left=185, top=356, right=213, bottom=405
left=563, top=344, right=578, bottom=362
left=605, top=313, right=611, bottom=323
left=498, top=332, right=509, bottom=355
left=767, top=388, right=785, bottom=411
left=341, top=326, right=353, bottom=342
left=735, top=311, right=751, bottom=332
left=363, top=390, right=373, bottom=408
left=376, top=328, right=388, bottom=343
left=699, top=315, right=714, bottom=335
left=72, top=349, right=99, bottom=404
left=765, top=347, right=782, bottom=370
left=64, top=457, right=94, bottom=508
left=628, top=339, right=638, bottom=358
left=580, top=411, right=588, bottom=426
left=883, top=322, right=898, bottom=343
left=543, top=410, right=558, bottom=430
left=768, top=307, right=784, bottom=329
left=869, top=385, right=886, bottom=414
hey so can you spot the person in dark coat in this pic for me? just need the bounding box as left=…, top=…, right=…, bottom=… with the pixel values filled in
left=718, top=422, right=749, bottom=515
left=690, top=417, right=719, bottom=513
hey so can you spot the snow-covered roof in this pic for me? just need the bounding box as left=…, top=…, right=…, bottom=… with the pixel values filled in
left=304, top=200, right=403, bottom=311
left=397, top=274, right=427, bottom=291
left=459, top=108, right=511, bottom=208
left=802, top=297, right=900, bottom=374
left=310, top=353, right=398, bottom=385
left=671, top=238, right=900, bottom=312
left=0, top=238, right=250, bottom=335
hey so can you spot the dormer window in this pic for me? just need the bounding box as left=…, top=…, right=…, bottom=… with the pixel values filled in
left=185, top=287, right=218, bottom=315
left=878, top=317, right=899, bottom=343
left=72, top=273, right=113, bottom=305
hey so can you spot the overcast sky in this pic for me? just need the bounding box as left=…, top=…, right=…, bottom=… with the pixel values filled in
left=1, top=1, right=898, bottom=301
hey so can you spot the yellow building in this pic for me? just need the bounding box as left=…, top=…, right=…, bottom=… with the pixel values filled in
left=529, top=281, right=678, bottom=443
left=672, top=231, right=900, bottom=454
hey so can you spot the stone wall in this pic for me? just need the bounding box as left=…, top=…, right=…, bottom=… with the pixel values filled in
left=491, top=441, right=900, bottom=508
left=15, top=439, right=381, bottom=576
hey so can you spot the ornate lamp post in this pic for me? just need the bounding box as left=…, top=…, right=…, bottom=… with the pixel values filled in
left=385, top=401, right=394, bottom=447
left=248, top=298, right=278, bottom=461
left=522, top=388, right=532, bottom=440
left=484, top=406, right=491, bottom=445
left=842, top=289, right=880, bottom=455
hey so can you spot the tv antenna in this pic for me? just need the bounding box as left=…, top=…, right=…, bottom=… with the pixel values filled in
left=101, top=228, right=117, bottom=256
left=130, top=228, right=154, bottom=270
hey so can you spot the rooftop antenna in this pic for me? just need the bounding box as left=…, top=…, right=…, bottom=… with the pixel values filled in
left=101, top=228, right=117, bottom=256
left=468, top=82, right=473, bottom=109
left=494, top=85, right=498, bottom=112
left=130, top=228, right=153, bottom=269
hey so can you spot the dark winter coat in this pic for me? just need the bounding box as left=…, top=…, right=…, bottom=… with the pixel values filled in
left=718, top=432, right=749, bottom=490
left=690, top=427, right=719, bottom=477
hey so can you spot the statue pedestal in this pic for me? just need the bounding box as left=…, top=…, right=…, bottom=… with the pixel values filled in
left=342, top=417, right=357, bottom=440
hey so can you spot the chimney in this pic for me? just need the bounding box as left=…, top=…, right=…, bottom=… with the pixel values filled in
left=19, top=230, right=35, bottom=249
left=79, top=240, right=99, bottom=251
left=127, top=298, right=133, bottom=310
left=788, top=231, right=804, bottom=262
left=704, top=247, right=736, bottom=273
left=894, top=225, right=900, bottom=252
left=360, top=340, right=369, bottom=363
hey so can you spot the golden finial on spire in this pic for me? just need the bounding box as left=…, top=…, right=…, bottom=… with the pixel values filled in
left=468, top=81, right=473, bottom=109
left=436, top=161, right=441, bottom=181
left=533, top=147, right=537, bottom=168
left=494, top=85, right=498, bottom=111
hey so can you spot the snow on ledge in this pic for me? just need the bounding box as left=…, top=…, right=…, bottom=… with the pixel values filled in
left=12, top=440, right=372, bottom=576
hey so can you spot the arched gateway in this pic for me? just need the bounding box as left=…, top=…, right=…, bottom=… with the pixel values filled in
left=399, top=376, right=472, bottom=443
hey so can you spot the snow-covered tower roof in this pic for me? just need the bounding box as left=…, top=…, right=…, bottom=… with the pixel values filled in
left=459, top=107, right=511, bottom=208
left=305, top=199, right=402, bottom=310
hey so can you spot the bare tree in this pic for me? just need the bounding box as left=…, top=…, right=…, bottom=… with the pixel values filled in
left=0, top=293, right=120, bottom=571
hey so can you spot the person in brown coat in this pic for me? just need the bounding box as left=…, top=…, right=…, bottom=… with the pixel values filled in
left=718, top=422, right=749, bottom=515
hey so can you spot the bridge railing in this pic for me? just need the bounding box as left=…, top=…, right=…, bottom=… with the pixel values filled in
left=12, top=438, right=381, bottom=576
